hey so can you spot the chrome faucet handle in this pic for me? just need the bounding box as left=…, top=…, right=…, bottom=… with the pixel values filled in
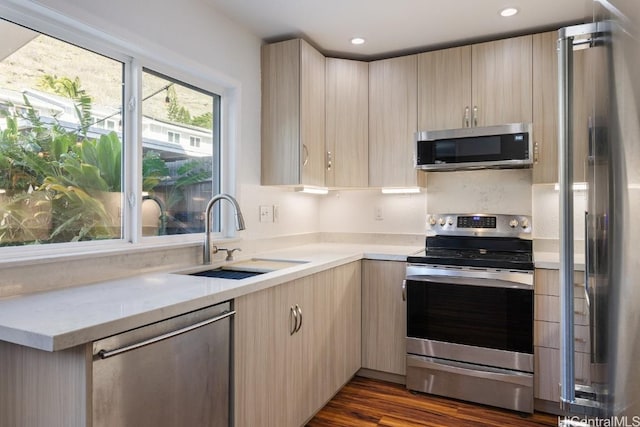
left=214, top=247, right=241, bottom=261
left=224, top=248, right=241, bottom=261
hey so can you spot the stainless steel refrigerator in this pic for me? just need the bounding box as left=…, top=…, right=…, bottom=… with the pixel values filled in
left=558, top=0, right=640, bottom=422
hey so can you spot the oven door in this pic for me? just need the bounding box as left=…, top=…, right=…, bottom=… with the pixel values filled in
left=405, top=265, right=534, bottom=372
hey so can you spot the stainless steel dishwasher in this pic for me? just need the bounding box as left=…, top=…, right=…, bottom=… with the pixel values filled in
left=92, top=301, right=234, bottom=427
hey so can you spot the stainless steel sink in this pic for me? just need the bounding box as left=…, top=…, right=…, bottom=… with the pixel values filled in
left=188, top=268, right=266, bottom=280
left=176, top=258, right=309, bottom=280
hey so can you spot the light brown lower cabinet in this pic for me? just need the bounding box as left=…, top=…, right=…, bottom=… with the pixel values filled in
left=534, top=268, right=591, bottom=403
left=361, top=260, right=406, bottom=376
left=0, top=342, right=89, bottom=427
left=234, top=261, right=361, bottom=427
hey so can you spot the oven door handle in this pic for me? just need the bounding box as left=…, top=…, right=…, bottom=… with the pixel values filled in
left=407, top=355, right=532, bottom=387
left=406, top=273, right=532, bottom=290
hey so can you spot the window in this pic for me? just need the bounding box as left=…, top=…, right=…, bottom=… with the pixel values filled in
left=141, top=69, right=220, bottom=237
left=0, top=19, right=125, bottom=246
left=167, top=131, right=180, bottom=143
left=0, top=16, right=222, bottom=248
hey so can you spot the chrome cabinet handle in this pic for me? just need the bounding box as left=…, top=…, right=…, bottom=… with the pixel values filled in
left=294, top=304, right=302, bottom=333
left=326, top=151, right=332, bottom=171
left=472, top=106, right=478, bottom=127
left=402, top=280, right=406, bottom=301
left=302, top=144, right=309, bottom=166
left=289, top=306, right=298, bottom=335
left=464, top=106, right=470, bottom=127
left=97, top=310, right=236, bottom=359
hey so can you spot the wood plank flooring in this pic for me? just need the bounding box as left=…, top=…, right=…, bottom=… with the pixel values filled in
left=307, top=376, right=558, bottom=427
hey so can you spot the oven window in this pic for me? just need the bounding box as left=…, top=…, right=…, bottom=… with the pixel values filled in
left=406, top=280, right=533, bottom=354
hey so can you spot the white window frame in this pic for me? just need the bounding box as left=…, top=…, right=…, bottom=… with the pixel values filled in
left=0, top=0, right=239, bottom=265
left=167, top=130, right=181, bottom=143
left=189, top=136, right=201, bottom=147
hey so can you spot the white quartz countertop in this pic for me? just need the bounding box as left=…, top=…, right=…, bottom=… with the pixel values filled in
left=0, top=243, right=421, bottom=352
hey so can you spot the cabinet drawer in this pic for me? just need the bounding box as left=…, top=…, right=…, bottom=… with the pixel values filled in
left=535, top=294, right=590, bottom=325
left=535, top=269, right=585, bottom=297
left=535, top=321, right=590, bottom=352
left=534, top=347, right=592, bottom=402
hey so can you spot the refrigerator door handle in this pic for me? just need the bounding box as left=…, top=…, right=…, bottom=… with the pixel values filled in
left=558, top=29, right=577, bottom=408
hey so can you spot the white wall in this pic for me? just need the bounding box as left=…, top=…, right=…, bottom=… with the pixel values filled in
left=319, top=189, right=427, bottom=234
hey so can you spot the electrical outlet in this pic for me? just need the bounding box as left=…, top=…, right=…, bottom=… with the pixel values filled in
left=259, top=205, right=273, bottom=223
left=374, top=206, right=383, bottom=221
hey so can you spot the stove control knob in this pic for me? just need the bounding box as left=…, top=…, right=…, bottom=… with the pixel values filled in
left=438, top=217, right=446, bottom=226
left=428, top=216, right=437, bottom=226
left=446, top=216, right=454, bottom=226
left=521, top=218, right=530, bottom=229
left=509, top=218, right=519, bottom=228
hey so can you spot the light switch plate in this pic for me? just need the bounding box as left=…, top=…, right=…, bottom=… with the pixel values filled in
left=259, top=205, right=273, bottom=223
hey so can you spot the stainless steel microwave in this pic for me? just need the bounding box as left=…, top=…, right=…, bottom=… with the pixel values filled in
left=415, top=123, right=532, bottom=171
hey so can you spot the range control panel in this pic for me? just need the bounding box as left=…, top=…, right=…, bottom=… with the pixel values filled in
left=427, top=213, right=532, bottom=238
left=457, top=215, right=497, bottom=229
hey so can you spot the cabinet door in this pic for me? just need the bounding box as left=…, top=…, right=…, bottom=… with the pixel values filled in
left=472, top=35, right=533, bottom=127
left=235, top=285, right=281, bottom=427
left=235, top=280, right=303, bottom=427
left=325, top=58, right=369, bottom=187
left=369, top=55, right=421, bottom=187
left=418, top=45, right=472, bottom=131
left=261, top=39, right=325, bottom=186
left=361, top=260, right=406, bottom=375
left=300, top=40, right=326, bottom=187
left=532, top=31, right=591, bottom=183
left=261, top=39, right=301, bottom=185
left=235, top=264, right=362, bottom=427
left=329, top=262, right=362, bottom=390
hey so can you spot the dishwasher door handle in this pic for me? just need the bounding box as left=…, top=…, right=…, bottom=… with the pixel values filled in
left=97, top=310, right=236, bottom=359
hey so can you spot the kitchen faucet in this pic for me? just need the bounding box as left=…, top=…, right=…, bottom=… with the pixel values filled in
left=203, top=193, right=246, bottom=264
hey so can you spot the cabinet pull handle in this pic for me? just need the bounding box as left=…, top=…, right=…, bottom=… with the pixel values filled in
left=302, top=144, right=309, bottom=166
left=464, top=106, right=470, bottom=127
left=472, top=106, right=478, bottom=127
left=534, top=141, right=540, bottom=163
left=289, top=306, right=298, bottom=335
left=402, top=280, right=407, bottom=301
left=294, top=304, right=303, bottom=333
left=575, top=337, right=587, bottom=343
left=326, top=151, right=332, bottom=171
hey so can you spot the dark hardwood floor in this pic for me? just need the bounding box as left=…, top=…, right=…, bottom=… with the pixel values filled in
left=307, top=376, right=558, bottom=427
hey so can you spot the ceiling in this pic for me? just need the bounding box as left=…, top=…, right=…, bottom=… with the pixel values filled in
left=206, top=0, right=591, bottom=59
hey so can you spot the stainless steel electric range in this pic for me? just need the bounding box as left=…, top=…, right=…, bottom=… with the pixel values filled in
left=405, top=213, right=534, bottom=413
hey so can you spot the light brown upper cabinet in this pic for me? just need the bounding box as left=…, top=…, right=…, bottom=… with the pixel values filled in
left=418, top=35, right=533, bottom=131
left=369, top=55, right=425, bottom=187
left=532, top=31, right=591, bottom=184
left=261, top=39, right=326, bottom=186
left=418, top=45, right=472, bottom=130
left=325, top=58, right=369, bottom=187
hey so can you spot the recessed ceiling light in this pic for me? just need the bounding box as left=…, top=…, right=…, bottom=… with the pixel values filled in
left=499, top=7, right=518, bottom=17
left=350, top=37, right=365, bottom=45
